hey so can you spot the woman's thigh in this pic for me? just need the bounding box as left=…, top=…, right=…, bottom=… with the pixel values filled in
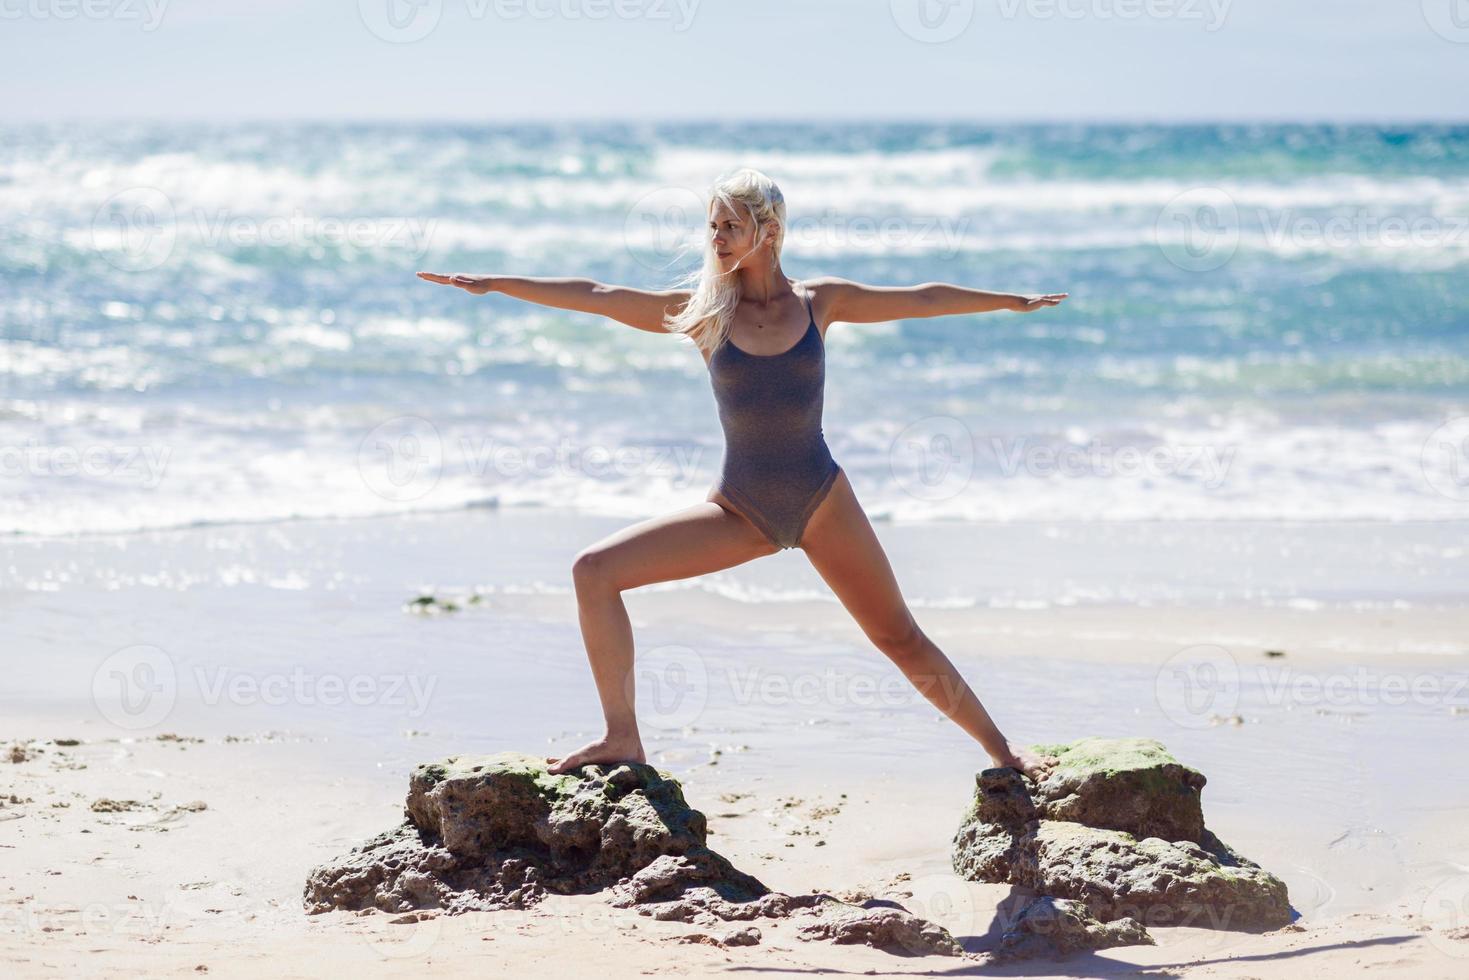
left=575, top=499, right=779, bottom=592
left=795, top=470, right=918, bottom=651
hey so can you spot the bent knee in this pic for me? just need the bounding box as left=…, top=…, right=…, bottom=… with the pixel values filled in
left=869, top=616, right=925, bottom=661
left=571, top=548, right=608, bottom=587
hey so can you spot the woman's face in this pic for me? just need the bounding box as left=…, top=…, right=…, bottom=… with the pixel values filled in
left=708, top=200, right=771, bottom=274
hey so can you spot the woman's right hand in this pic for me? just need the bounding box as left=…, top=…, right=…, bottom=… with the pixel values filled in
left=417, top=272, right=496, bottom=295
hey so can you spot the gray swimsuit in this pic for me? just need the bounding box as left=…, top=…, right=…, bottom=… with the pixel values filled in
left=708, top=287, right=842, bottom=550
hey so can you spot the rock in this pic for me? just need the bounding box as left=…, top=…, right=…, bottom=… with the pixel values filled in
left=722, top=925, right=761, bottom=946
left=1026, top=737, right=1207, bottom=843
left=305, top=751, right=713, bottom=914
left=306, top=751, right=964, bottom=956
left=953, top=738, right=1291, bottom=933
left=995, top=897, right=1153, bottom=961
left=795, top=905, right=965, bottom=956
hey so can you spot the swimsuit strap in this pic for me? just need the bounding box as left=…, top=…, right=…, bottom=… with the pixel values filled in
left=800, top=285, right=815, bottom=326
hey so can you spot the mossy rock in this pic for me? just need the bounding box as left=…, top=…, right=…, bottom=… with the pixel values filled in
left=952, top=738, right=1291, bottom=933
left=1026, top=737, right=1207, bottom=844
left=306, top=750, right=729, bottom=914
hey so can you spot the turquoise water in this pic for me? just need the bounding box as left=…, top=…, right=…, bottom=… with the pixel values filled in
left=2, top=122, right=1467, bottom=534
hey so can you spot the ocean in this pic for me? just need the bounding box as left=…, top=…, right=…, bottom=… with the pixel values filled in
left=3, top=121, right=1467, bottom=537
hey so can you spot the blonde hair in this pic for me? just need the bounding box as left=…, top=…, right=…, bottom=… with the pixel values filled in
left=663, top=168, right=787, bottom=352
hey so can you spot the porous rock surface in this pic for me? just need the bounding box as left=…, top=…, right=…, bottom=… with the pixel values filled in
left=305, top=751, right=962, bottom=956
left=995, top=896, right=1153, bottom=961
left=953, top=737, right=1292, bottom=957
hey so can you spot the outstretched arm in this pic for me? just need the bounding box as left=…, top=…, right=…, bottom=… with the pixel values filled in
left=417, top=272, right=689, bottom=334
left=810, top=275, right=1067, bottom=324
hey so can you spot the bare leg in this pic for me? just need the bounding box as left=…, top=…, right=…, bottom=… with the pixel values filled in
left=547, top=498, right=779, bottom=774
left=797, top=470, right=1057, bottom=781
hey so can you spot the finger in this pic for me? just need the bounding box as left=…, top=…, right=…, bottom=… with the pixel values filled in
left=417, top=272, right=453, bottom=284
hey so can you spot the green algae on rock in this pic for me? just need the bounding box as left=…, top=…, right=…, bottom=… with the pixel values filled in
left=306, top=750, right=966, bottom=956
left=1026, top=736, right=1208, bottom=843
left=952, top=737, right=1292, bottom=946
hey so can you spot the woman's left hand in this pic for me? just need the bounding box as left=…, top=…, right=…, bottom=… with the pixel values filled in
left=1012, top=293, right=1069, bottom=312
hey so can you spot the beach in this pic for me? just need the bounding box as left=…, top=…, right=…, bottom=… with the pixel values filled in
left=3, top=507, right=1468, bottom=976
left=3, top=119, right=1468, bottom=974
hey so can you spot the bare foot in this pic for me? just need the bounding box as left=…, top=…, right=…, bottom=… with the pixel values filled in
left=996, top=746, right=1059, bottom=784
left=545, top=733, right=647, bottom=775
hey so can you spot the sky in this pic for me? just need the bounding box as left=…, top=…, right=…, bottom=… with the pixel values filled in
left=3, top=0, right=1467, bottom=122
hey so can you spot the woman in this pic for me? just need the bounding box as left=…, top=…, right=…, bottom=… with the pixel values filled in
left=419, top=168, right=1067, bottom=781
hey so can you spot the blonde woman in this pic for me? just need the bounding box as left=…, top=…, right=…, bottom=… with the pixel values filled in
left=418, top=168, right=1067, bottom=780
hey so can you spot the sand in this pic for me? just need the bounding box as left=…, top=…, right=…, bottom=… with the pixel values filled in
left=3, top=508, right=1468, bottom=976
